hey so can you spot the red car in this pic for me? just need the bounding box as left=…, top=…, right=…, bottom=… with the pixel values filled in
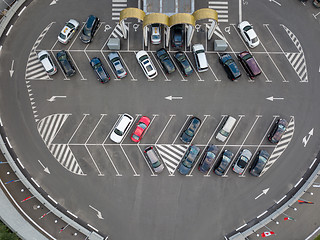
left=131, top=116, right=151, bottom=142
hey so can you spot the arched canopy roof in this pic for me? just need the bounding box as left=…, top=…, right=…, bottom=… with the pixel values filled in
left=142, top=13, right=170, bottom=28
left=169, top=13, right=195, bottom=27
left=120, top=8, right=146, bottom=22
left=192, top=8, right=218, bottom=22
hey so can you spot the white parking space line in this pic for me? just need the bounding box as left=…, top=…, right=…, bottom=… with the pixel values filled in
left=118, top=52, right=137, bottom=81
left=190, top=116, right=227, bottom=175
left=120, top=115, right=140, bottom=145
left=140, top=114, right=158, bottom=138
left=155, top=115, right=175, bottom=145
left=120, top=145, right=140, bottom=176
left=85, top=114, right=106, bottom=144
left=68, top=23, right=84, bottom=51
left=241, top=116, right=278, bottom=176
left=150, top=51, right=170, bottom=81
left=67, top=51, right=87, bottom=80
left=103, top=114, right=122, bottom=144
left=85, top=145, right=104, bottom=176
left=183, top=53, right=203, bottom=81
left=102, top=145, right=122, bottom=176
left=231, top=24, right=271, bottom=82
left=172, top=115, right=192, bottom=144
left=83, top=49, right=91, bottom=62
left=225, top=115, right=262, bottom=177
left=208, top=64, right=219, bottom=81
left=67, top=114, right=89, bottom=144
left=137, top=144, right=156, bottom=176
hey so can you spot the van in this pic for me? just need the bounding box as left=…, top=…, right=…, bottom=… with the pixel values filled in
left=216, top=116, right=236, bottom=142
left=110, top=113, right=134, bottom=143
left=192, top=44, right=208, bottom=72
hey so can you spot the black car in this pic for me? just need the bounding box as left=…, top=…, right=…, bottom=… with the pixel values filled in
left=198, top=145, right=219, bottom=174
left=214, top=149, right=234, bottom=176
left=56, top=50, right=75, bottom=77
left=249, top=150, right=270, bottom=177
left=90, top=57, right=110, bottom=83
left=268, top=118, right=288, bottom=143
left=180, top=117, right=201, bottom=144
left=156, top=48, right=175, bottom=74
left=174, top=52, right=193, bottom=76
left=80, top=15, right=100, bottom=43
left=171, top=24, right=184, bottom=49
left=178, top=145, right=201, bottom=175
left=219, top=54, right=241, bottom=80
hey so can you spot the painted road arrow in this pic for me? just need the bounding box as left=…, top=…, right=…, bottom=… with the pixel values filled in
left=47, top=96, right=67, bottom=102
left=38, top=160, right=50, bottom=174
left=302, top=128, right=314, bottom=147
left=9, top=60, right=14, bottom=77
left=89, top=205, right=104, bottom=219
left=266, top=96, right=284, bottom=102
left=165, top=96, right=183, bottom=101
left=255, top=188, right=270, bottom=200
left=50, top=0, right=58, bottom=5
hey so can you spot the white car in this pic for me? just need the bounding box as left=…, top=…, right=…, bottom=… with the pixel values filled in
left=37, top=50, right=57, bottom=75
left=238, top=21, right=260, bottom=48
left=151, top=24, right=161, bottom=45
left=192, top=44, right=208, bottom=72
left=58, top=19, right=79, bottom=44
left=136, top=50, right=158, bottom=79
left=110, top=113, right=134, bottom=143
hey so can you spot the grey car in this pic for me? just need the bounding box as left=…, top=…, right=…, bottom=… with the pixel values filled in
left=108, top=52, right=127, bottom=79
left=198, top=145, right=219, bottom=174
left=249, top=150, right=270, bottom=177
left=144, top=146, right=164, bottom=173
left=214, top=149, right=234, bottom=176
left=178, top=145, right=200, bottom=175
left=233, top=149, right=252, bottom=175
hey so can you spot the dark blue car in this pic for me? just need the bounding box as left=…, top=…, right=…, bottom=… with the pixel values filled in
left=214, top=149, right=234, bottom=176
left=90, top=57, right=110, bottom=83
left=219, top=53, right=241, bottom=80
left=250, top=150, right=270, bottom=177
left=156, top=48, right=175, bottom=74
left=178, top=145, right=200, bottom=175
left=198, top=145, right=219, bottom=174
left=174, top=52, right=193, bottom=76
left=180, top=117, right=201, bottom=144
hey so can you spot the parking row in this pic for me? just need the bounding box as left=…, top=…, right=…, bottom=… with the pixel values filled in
left=36, top=113, right=295, bottom=177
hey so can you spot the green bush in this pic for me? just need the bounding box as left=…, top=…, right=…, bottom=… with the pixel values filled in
left=0, top=221, right=20, bottom=240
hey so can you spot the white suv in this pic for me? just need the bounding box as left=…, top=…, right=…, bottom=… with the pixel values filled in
left=58, top=19, right=79, bottom=44
left=37, top=50, right=57, bottom=75
left=136, top=50, right=158, bottom=79
left=192, top=44, right=208, bottom=72
left=110, top=114, right=134, bottom=143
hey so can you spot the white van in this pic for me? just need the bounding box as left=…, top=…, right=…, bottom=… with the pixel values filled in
left=216, top=116, right=236, bottom=142
left=110, top=114, right=134, bottom=143
left=192, top=44, right=208, bottom=72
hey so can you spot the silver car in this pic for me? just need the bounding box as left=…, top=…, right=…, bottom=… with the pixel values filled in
left=108, top=52, right=127, bottom=79
left=144, top=146, right=164, bottom=173
left=233, top=149, right=252, bottom=175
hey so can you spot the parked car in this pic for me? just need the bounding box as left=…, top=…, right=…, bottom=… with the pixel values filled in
left=214, top=149, right=234, bottom=176
left=80, top=15, right=100, bottom=43
left=198, top=145, right=219, bottom=174
left=233, top=149, right=252, bottom=175
left=250, top=150, right=270, bottom=177
left=171, top=24, right=184, bottom=49
left=56, top=50, right=76, bottom=77
left=131, top=116, right=151, bottom=143
left=313, top=0, right=320, bottom=7
left=58, top=19, right=79, bottom=44
left=156, top=48, right=176, bottom=74
left=90, top=57, right=110, bottom=83
left=178, top=145, right=200, bottom=175
left=192, top=44, right=208, bottom=72
left=151, top=24, right=161, bottom=44
left=110, top=113, right=134, bottom=143
left=238, top=21, right=260, bottom=48
left=219, top=53, right=241, bottom=80
left=268, top=119, right=288, bottom=144
left=238, top=51, right=261, bottom=79
left=216, top=116, right=236, bottom=142
left=174, top=52, right=193, bottom=76
left=144, top=146, right=164, bottom=173
left=108, top=52, right=127, bottom=78
left=180, top=117, right=201, bottom=144
left=136, top=50, right=158, bottom=79
left=38, top=50, right=57, bottom=75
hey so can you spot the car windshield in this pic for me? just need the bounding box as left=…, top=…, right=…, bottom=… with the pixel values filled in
left=152, top=35, right=160, bottom=39
left=59, top=32, right=66, bottom=39
left=139, top=55, right=148, bottom=62
left=131, top=134, right=139, bottom=140
left=243, top=25, right=252, bottom=31
left=58, top=54, right=67, bottom=61
left=66, top=22, right=75, bottom=29
left=196, top=49, right=204, bottom=54
left=114, top=128, right=123, bottom=136
left=39, top=55, right=48, bottom=61
left=183, top=158, right=193, bottom=168
left=259, top=156, right=267, bottom=164
left=94, top=62, right=102, bottom=69
left=238, top=156, right=248, bottom=168
left=252, top=37, right=258, bottom=43
left=242, top=54, right=252, bottom=61
left=278, top=124, right=286, bottom=131
left=207, top=152, right=215, bottom=161
left=152, top=160, right=161, bottom=168
left=138, top=122, right=147, bottom=129
left=220, top=129, right=229, bottom=137
left=83, top=27, right=91, bottom=36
